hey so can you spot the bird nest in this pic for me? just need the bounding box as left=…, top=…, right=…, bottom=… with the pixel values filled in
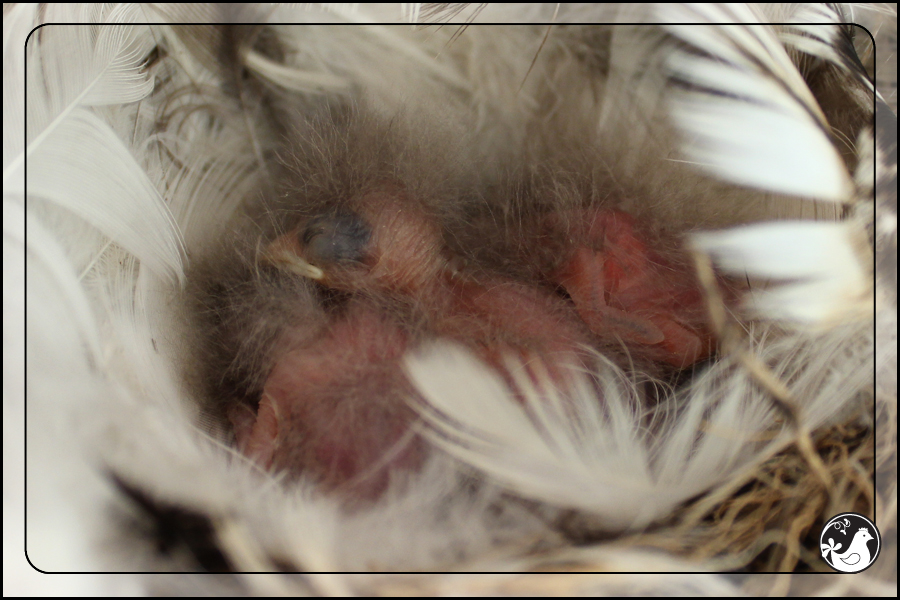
left=7, top=4, right=896, bottom=596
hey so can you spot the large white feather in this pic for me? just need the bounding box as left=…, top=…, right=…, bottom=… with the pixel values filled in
left=692, top=221, right=872, bottom=325
left=6, top=5, right=184, bottom=287
left=21, top=109, right=184, bottom=283
left=659, top=4, right=855, bottom=202
left=405, top=323, right=874, bottom=533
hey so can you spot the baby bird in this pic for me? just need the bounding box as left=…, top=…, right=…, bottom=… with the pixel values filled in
left=240, top=181, right=594, bottom=500
left=196, top=106, right=719, bottom=504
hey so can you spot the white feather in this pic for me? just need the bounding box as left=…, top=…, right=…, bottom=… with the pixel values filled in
left=21, top=109, right=184, bottom=283
left=2, top=4, right=34, bottom=173
left=692, top=221, right=872, bottom=325
left=16, top=202, right=103, bottom=362
left=659, top=4, right=854, bottom=201
left=6, top=5, right=184, bottom=286
left=404, top=325, right=873, bottom=532
left=11, top=5, right=155, bottom=178
left=771, top=3, right=847, bottom=63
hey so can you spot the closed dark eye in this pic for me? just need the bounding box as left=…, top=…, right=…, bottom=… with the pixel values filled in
left=300, top=212, right=371, bottom=265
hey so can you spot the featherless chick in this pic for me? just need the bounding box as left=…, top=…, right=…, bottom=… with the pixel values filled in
left=191, top=109, right=728, bottom=502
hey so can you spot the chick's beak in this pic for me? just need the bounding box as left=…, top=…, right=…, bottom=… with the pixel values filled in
left=262, top=233, right=326, bottom=280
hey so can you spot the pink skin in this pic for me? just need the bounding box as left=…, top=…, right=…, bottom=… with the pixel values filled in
left=233, top=191, right=451, bottom=501
left=552, top=210, right=713, bottom=368
left=437, top=276, right=591, bottom=388
left=234, top=195, right=715, bottom=502
left=231, top=304, right=421, bottom=502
